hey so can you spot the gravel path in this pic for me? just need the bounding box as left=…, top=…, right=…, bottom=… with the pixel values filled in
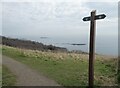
left=2, top=55, right=61, bottom=86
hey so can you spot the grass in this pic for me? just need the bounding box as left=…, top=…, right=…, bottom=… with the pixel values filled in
left=0, top=65, right=2, bottom=87
left=118, top=73, right=120, bottom=84
left=1, top=45, right=118, bottom=86
left=2, top=65, right=16, bottom=86
left=0, top=46, right=16, bottom=86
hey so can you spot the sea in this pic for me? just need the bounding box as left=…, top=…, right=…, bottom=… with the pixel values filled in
left=17, top=35, right=118, bottom=57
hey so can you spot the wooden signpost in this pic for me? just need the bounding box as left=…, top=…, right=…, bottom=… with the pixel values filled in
left=82, top=10, right=106, bottom=87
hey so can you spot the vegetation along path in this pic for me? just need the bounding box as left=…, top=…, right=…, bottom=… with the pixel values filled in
left=2, top=55, right=61, bottom=86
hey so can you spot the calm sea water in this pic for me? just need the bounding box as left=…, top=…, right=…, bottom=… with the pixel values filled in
left=19, top=35, right=118, bottom=57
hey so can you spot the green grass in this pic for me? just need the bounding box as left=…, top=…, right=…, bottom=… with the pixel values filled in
left=1, top=45, right=118, bottom=86
left=118, top=73, right=120, bottom=84
left=0, top=65, right=2, bottom=87
left=2, top=65, right=16, bottom=86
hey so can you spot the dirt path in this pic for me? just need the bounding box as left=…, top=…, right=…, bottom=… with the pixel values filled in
left=2, top=55, right=61, bottom=86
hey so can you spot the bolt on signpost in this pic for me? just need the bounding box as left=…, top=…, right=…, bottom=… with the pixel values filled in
left=82, top=10, right=106, bottom=87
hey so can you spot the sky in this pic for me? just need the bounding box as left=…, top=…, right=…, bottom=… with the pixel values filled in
left=1, top=0, right=118, bottom=38
left=0, top=0, right=119, bottom=56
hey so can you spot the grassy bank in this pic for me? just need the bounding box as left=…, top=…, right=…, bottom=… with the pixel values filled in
left=2, top=65, right=16, bottom=86
left=2, top=45, right=118, bottom=86
left=0, top=65, right=2, bottom=87
left=0, top=46, right=16, bottom=86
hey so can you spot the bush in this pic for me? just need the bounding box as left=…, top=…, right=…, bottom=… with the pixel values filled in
left=118, top=72, right=120, bottom=84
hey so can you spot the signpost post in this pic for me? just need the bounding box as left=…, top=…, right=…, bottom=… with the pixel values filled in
left=82, top=10, right=106, bottom=87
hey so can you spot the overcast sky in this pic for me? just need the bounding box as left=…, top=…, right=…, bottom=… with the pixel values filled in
left=1, top=0, right=119, bottom=39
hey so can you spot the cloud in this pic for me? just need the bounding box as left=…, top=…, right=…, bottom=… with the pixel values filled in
left=2, top=1, right=118, bottom=38
left=1, top=0, right=119, bottom=2
left=82, top=2, right=118, bottom=18
left=0, top=2, right=2, bottom=35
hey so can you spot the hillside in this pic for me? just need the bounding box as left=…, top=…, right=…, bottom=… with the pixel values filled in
left=0, top=36, right=67, bottom=52
left=1, top=45, right=118, bottom=86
